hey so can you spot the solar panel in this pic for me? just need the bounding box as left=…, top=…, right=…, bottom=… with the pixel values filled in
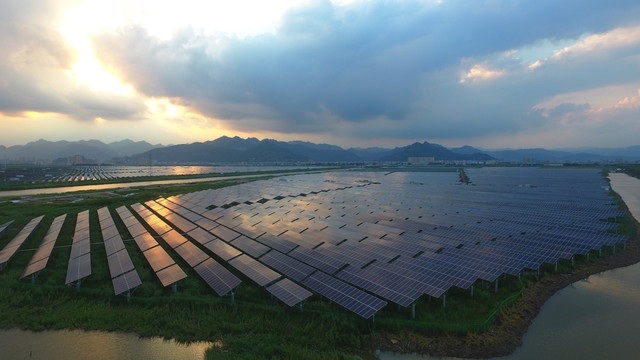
left=230, top=236, right=270, bottom=258
left=104, top=235, right=126, bottom=257
left=255, top=233, right=298, bottom=254
left=0, top=215, right=44, bottom=268
left=203, top=239, right=242, bottom=261
left=195, top=217, right=219, bottom=231
left=161, top=230, right=188, bottom=249
left=133, top=233, right=158, bottom=252
left=266, top=278, right=313, bottom=307
left=107, top=250, right=135, bottom=279
left=193, top=258, right=241, bottom=296
left=65, top=253, right=91, bottom=285
left=66, top=211, right=92, bottom=284
left=289, top=246, right=346, bottom=275
left=21, top=214, right=66, bottom=279
left=101, top=224, right=120, bottom=242
left=143, top=245, right=176, bottom=272
left=147, top=215, right=174, bottom=236
left=126, top=223, right=147, bottom=238
left=302, top=271, right=387, bottom=319
left=259, top=250, right=315, bottom=282
left=164, top=212, right=198, bottom=233
left=174, top=241, right=209, bottom=267
left=112, top=270, right=142, bottom=295
left=211, top=226, right=241, bottom=242
left=155, top=263, right=188, bottom=287
left=229, top=254, right=281, bottom=286
left=187, top=227, right=216, bottom=245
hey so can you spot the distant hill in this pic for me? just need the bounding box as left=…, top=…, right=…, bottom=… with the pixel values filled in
left=0, top=139, right=119, bottom=162
left=379, top=141, right=495, bottom=162
left=348, top=147, right=391, bottom=162
left=449, top=145, right=483, bottom=155
left=483, top=148, right=636, bottom=162
left=0, top=139, right=166, bottom=163
left=108, top=139, right=164, bottom=157
left=134, top=136, right=361, bottom=164
left=2, top=137, right=637, bottom=164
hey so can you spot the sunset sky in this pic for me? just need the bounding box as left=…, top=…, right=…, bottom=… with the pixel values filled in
left=1, top=0, right=639, bottom=149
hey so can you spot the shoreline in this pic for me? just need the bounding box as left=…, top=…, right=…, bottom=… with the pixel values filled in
left=367, top=174, right=640, bottom=359
left=368, top=233, right=640, bottom=358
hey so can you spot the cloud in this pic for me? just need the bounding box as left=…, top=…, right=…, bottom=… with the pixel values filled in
left=459, top=64, right=506, bottom=83
left=91, top=0, right=640, bottom=146
left=0, top=0, right=146, bottom=121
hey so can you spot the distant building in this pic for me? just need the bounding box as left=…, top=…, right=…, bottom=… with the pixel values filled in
left=67, top=155, right=98, bottom=165
left=408, top=157, right=435, bottom=164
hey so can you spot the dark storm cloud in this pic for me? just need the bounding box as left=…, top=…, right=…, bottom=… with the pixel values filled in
left=92, top=0, right=640, bottom=137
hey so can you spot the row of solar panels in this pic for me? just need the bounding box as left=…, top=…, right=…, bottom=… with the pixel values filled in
left=161, top=168, right=627, bottom=313
left=0, top=168, right=632, bottom=319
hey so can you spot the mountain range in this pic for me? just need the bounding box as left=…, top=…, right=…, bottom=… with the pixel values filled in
left=0, top=139, right=163, bottom=163
left=0, top=137, right=638, bottom=164
left=131, top=136, right=494, bottom=164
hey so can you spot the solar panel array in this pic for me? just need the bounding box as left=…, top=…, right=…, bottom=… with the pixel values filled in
left=21, top=214, right=67, bottom=279
left=115, top=206, right=187, bottom=288
left=130, top=202, right=241, bottom=296
left=143, top=198, right=313, bottom=307
left=159, top=167, right=627, bottom=318
left=0, top=168, right=629, bottom=319
left=66, top=210, right=92, bottom=285
left=97, top=207, right=142, bottom=295
left=0, top=215, right=44, bottom=271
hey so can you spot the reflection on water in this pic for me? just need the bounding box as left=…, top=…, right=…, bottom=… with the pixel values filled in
left=502, top=263, right=640, bottom=360
left=379, top=263, right=640, bottom=360
left=0, top=328, right=211, bottom=360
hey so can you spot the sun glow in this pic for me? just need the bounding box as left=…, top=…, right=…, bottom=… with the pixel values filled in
left=62, top=1, right=134, bottom=95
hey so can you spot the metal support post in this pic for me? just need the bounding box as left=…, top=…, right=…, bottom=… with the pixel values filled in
left=470, top=285, right=474, bottom=297
left=411, top=303, right=416, bottom=319
left=172, top=282, right=177, bottom=293
left=231, top=291, right=235, bottom=304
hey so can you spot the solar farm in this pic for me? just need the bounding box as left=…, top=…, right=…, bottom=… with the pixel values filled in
left=0, top=167, right=629, bottom=319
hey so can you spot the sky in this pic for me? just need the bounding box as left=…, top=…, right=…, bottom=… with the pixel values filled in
left=1, top=0, right=639, bottom=150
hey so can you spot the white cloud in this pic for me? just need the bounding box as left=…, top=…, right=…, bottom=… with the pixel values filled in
left=460, top=64, right=506, bottom=83
left=552, top=25, right=640, bottom=61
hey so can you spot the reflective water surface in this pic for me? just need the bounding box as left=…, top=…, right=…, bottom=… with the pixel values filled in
left=0, top=328, right=211, bottom=360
